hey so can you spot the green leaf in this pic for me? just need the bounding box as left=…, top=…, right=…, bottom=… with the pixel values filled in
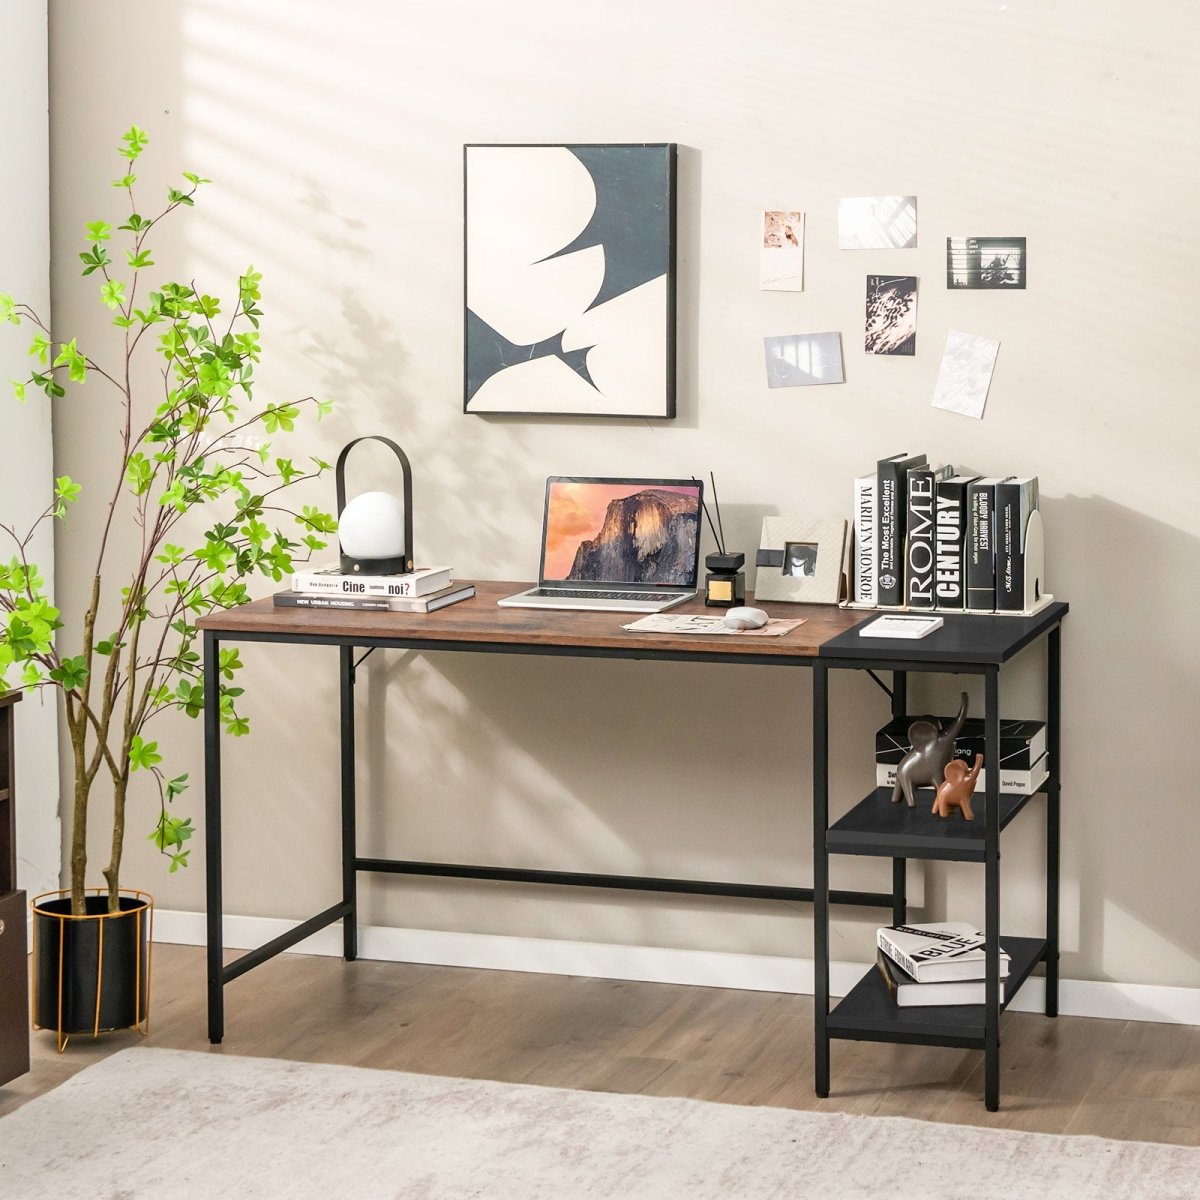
left=182, top=171, right=211, bottom=186
left=79, top=244, right=112, bottom=276
left=49, top=655, right=89, bottom=690
left=128, top=735, right=163, bottom=772
left=262, top=403, right=298, bottom=434
left=316, top=398, right=334, bottom=419
left=85, top=220, right=113, bottom=242
left=52, top=339, right=87, bottom=383
left=119, top=125, right=149, bottom=161
left=55, top=476, right=81, bottom=505
left=126, top=249, right=155, bottom=269
left=218, top=647, right=243, bottom=680
left=100, top=279, right=126, bottom=310
left=124, top=452, right=153, bottom=495
left=29, top=333, right=50, bottom=365
left=118, top=213, right=150, bottom=233
left=112, top=173, right=137, bottom=189
left=0, top=293, right=18, bottom=324
left=12, top=381, right=26, bottom=403
left=155, top=543, right=186, bottom=565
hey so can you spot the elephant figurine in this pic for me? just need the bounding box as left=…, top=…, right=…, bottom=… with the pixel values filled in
left=933, top=753, right=983, bottom=820
left=890, top=692, right=968, bottom=808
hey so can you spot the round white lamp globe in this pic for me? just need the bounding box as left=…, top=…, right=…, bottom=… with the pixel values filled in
left=338, top=491, right=407, bottom=563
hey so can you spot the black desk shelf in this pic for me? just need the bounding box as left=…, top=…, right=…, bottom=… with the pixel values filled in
left=828, top=937, right=1047, bottom=1047
left=812, top=602, right=1067, bottom=1112
left=826, top=787, right=1042, bottom=862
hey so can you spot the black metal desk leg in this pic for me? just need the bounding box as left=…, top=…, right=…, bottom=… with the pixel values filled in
left=890, top=670, right=908, bottom=925
left=1046, top=626, right=1061, bottom=1017
left=813, top=661, right=831, bottom=1098
left=984, top=666, right=1001, bottom=1112
left=340, top=646, right=358, bottom=962
left=203, top=630, right=225, bottom=1044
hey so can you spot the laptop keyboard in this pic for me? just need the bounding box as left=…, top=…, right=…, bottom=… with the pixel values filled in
left=532, top=588, right=671, bottom=601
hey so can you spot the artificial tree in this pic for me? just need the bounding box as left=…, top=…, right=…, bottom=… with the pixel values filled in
left=0, top=126, right=336, bottom=916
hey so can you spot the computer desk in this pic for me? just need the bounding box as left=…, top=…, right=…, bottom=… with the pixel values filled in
left=197, top=582, right=1067, bottom=1111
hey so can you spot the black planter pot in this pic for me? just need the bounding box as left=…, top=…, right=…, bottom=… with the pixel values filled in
left=31, top=890, right=152, bottom=1050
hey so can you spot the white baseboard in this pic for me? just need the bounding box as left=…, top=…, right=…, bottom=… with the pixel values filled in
left=153, top=909, right=1200, bottom=1027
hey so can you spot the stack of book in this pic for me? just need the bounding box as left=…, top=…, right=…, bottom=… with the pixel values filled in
left=876, top=922, right=1011, bottom=1008
left=876, top=716, right=1049, bottom=796
left=853, top=453, right=1040, bottom=613
left=274, top=564, right=475, bottom=614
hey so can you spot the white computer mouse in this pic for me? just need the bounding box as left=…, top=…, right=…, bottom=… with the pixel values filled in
left=723, top=606, right=769, bottom=630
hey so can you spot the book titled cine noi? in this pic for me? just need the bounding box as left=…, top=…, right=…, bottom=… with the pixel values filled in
left=273, top=583, right=475, bottom=613
left=877, top=922, right=1011, bottom=984
left=291, top=565, right=452, bottom=598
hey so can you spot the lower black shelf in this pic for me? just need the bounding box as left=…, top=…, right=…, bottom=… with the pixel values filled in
left=826, top=936, right=1047, bottom=1049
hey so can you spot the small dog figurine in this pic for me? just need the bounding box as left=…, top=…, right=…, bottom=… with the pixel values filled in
left=932, top=754, right=983, bottom=820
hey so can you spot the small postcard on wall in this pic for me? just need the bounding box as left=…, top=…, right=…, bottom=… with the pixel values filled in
left=865, top=275, right=917, bottom=356
left=763, top=332, right=845, bottom=388
left=760, top=210, right=805, bottom=291
left=838, top=196, right=917, bottom=249
left=946, top=236, right=1027, bottom=289
left=931, top=329, right=1000, bottom=419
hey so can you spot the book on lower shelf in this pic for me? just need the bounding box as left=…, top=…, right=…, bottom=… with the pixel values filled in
left=273, top=583, right=475, bottom=614
left=875, top=948, right=1006, bottom=1007
left=877, top=922, right=1010, bottom=983
left=290, top=564, right=453, bottom=597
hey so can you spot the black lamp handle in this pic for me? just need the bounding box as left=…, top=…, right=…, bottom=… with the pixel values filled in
left=334, top=435, right=413, bottom=569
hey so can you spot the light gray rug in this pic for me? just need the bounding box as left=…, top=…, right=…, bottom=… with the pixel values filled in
left=1, top=1049, right=1196, bottom=1199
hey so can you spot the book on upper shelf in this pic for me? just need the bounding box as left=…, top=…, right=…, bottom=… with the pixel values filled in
left=877, top=717, right=1047, bottom=773
left=852, top=473, right=878, bottom=606
left=933, top=474, right=980, bottom=612
left=905, top=463, right=952, bottom=609
left=273, top=583, right=475, bottom=614
left=966, top=477, right=1008, bottom=612
left=875, top=948, right=1006, bottom=1007
left=875, top=752, right=1048, bottom=796
left=876, top=452, right=926, bottom=607
left=877, top=922, right=1010, bottom=983
left=995, top=477, right=1040, bottom=612
left=290, top=564, right=453, bottom=598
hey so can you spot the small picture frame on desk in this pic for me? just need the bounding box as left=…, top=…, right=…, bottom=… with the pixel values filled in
left=754, top=517, right=848, bottom=604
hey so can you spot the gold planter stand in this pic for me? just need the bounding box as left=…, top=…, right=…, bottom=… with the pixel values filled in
left=30, top=888, right=154, bottom=1053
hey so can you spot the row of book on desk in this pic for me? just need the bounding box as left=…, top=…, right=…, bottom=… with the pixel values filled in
left=273, top=565, right=475, bottom=614
left=876, top=922, right=1011, bottom=1008
left=854, top=452, right=1041, bottom=613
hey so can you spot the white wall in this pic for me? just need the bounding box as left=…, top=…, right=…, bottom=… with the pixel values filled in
left=44, top=1, right=1200, bottom=991
left=0, top=2, right=59, bottom=897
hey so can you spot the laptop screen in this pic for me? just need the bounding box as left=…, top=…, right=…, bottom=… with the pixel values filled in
left=540, top=478, right=704, bottom=588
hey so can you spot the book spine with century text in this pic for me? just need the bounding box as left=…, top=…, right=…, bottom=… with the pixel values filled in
left=853, top=474, right=878, bottom=605
left=966, top=478, right=1004, bottom=612
left=995, top=477, right=1039, bottom=612
left=934, top=476, right=976, bottom=611
left=905, top=464, right=951, bottom=609
left=877, top=452, right=926, bottom=606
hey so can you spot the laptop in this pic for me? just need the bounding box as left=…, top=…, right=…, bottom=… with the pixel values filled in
left=499, top=477, right=704, bottom=613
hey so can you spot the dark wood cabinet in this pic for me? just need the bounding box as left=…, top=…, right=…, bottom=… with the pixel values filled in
left=0, top=690, right=29, bottom=1087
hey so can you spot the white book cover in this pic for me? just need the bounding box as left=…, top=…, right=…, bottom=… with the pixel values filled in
left=853, top=474, right=877, bottom=605
left=875, top=753, right=1049, bottom=796
left=291, top=564, right=452, bottom=597
left=877, top=922, right=1010, bottom=983
left=877, top=952, right=1007, bottom=1007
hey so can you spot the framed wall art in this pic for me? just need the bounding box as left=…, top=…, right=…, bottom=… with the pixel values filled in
left=464, top=143, right=677, bottom=418
left=754, top=517, right=848, bottom=604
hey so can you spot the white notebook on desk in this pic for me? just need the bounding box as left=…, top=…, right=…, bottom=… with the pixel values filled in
left=858, top=614, right=943, bottom=639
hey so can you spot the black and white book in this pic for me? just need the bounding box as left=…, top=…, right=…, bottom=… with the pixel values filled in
left=290, top=564, right=453, bottom=598
left=875, top=752, right=1048, bottom=796
left=853, top=473, right=878, bottom=605
left=905, top=463, right=953, bottom=609
left=995, top=477, right=1040, bottom=612
left=876, top=452, right=927, bottom=607
left=877, top=922, right=1010, bottom=983
left=876, top=948, right=1006, bottom=1007
left=966, top=478, right=1008, bottom=612
left=933, top=474, right=979, bottom=611
left=876, top=717, right=1047, bottom=773
left=274, top=583, right=475, bottom=613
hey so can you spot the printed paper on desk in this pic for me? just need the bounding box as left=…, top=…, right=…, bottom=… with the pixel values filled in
left=622, top=614, right=806, bottom=637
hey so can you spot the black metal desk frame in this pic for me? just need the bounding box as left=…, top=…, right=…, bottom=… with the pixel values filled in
left=202, top=600, right=1066, bottom=1112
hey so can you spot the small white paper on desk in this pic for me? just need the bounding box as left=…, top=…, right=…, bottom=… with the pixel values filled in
left=622, top=614, right=806, bottom=637
left=932, top=329, right=999, bottom=419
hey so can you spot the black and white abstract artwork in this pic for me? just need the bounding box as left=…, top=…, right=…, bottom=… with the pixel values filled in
left=865, top=275, right=917, bottom=355
left=464, top=144, right=676, bottom=417
left=946, top=236, right=1027, bottom=289
left=763, top=332, right=845, bottom=387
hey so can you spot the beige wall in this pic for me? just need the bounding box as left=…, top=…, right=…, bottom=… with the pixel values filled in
left=44, top=1, right=1200, bottom=987
left=0, top=1, right=59, bottom=896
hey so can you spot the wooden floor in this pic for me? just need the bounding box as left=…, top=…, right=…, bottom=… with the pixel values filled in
left=4, top=943, right=1199, bottom=1144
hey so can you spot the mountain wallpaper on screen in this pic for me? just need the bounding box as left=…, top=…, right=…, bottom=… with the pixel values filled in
left=568, top=489, right=698, bottom=583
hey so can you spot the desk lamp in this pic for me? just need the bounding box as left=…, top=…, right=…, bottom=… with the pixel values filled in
left=335, top=435, right=414, bottom=574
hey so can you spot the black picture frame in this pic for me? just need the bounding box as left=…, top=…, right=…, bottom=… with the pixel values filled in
left=463, top=143, right=677, bottom=419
